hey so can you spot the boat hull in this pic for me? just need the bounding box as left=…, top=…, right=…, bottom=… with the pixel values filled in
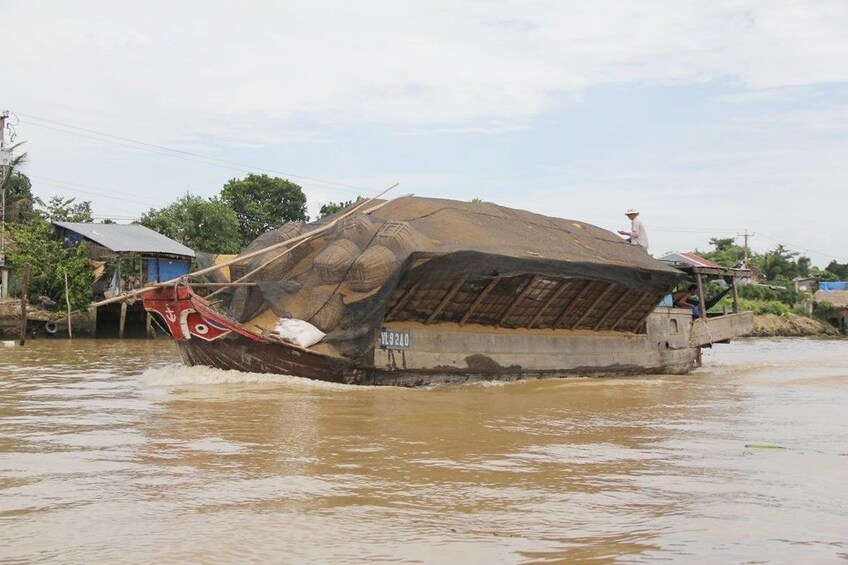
left=145, top=287, right=750, bottom=387
left=173, top=310, right=699, bottom=386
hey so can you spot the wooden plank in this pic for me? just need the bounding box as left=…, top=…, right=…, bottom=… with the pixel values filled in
left=695, top=273, right=707, bottom=320
left=593, top=287, right=631, bottom=330
left=570, top=282, right=615, bottom=329
left=459, top=277, right=501, bottom=326
left=629, top=295, right=659, bottom=333
left=690, top=312, right=754, bottom=346
left=385, top=281, right=420, bottom=321
left=527, top=280, right=567, bottom=328
left=610, top=292, right=647, bottom=330
left=498, top=275, right=539, bottom=326
left=426, top=278, right=467, bottom=324
left=552, top=280, right=594, bottom=329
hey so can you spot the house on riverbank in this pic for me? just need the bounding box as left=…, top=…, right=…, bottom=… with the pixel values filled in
left=50, top=222, right=195, bottom=338
left=813, top=285, right=848, bottom=332
left=0, top=223, right=196, bottom=339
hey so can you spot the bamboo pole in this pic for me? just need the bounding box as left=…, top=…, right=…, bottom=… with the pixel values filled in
left=204, top=236, right=315, bottom=300
left=208, top=192, right=406, bottom=298
left=87, top=184, right=402, bottom=309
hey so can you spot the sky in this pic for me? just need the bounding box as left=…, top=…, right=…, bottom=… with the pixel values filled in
left=3, top=0, right=847, bottom=266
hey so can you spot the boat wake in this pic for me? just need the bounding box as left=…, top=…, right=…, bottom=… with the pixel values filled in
left=138, top=364, right=353, bottom=390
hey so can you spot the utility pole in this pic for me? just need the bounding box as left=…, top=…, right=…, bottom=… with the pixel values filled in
left=1, top=110, right=9, bottom=299
left=736, top=230, right=754, bottom=266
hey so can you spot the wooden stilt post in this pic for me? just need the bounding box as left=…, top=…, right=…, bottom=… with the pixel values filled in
left=119, top=301, right=127, bottom=339
left=64, top=271, right=73, bottom=339
left=695, top=273, right=707, bottom=320
left=731, top=278, right=739, bottom=314
left=89, top=305, right=98, bottom=337
left=18, top=264, right=30, bottom=346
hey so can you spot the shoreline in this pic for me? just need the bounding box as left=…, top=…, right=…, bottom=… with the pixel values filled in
left=747, top=313, right=842, bottom=338
left=2, top=312, right=842, bottom=340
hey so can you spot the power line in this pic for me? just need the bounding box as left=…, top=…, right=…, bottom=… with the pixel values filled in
left=29, top=175, right=163, bottom=207
left=756, top=232, right=844, bottom=263
left=17, top=112, right=373, bottom=195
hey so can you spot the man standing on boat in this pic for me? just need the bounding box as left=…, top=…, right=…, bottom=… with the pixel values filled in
left=618, top=208, right=649, bottom=251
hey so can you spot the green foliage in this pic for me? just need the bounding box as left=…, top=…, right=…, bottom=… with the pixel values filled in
left=750, top=244, right=799, bottom=284
left=792, top=303, right=812, bottom=316
left=318, top=199, right=354, bottom=219
left=2, top=172, right=36, bottom=223
left=738, top=283, right=798, bottom=306
left=825, top=260, right=848, bottom=280
left=698, top=237, right=746, bottom=268
left=139, top=194, right=241, bottom=254
left=814, top=267, right=839, bottom=282
left=471, top=197, right=484, bottom=203
left=6, top=217, right=92, bottom=310
left=42, top=196, right=93, bottom=222
left=220, top=174, right=307, bottom=246
left=738, top=298, right=790, bottom=317
left=796, top=256, right=811, bottom=277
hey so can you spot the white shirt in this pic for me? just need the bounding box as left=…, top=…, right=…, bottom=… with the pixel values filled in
left=629, top=216, right=649, bottom=250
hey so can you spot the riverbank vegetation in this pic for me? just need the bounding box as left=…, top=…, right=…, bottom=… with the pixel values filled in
left=697, top=238, right=846, bottom=336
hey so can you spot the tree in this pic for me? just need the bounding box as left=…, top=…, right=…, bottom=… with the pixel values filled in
left=751, top=244, right=799, bottom=283
left=220, top=174, right=307, bottom=246
left=2, top=172, right=36, bottom=223
left=2, top=141, right=36, bottom=224
left=6, top=216, right=92, bottom=310
left=825, top=260, right=848, bottom=280
left=140, top=194, right=241, bottom=254
left=698, top=237, right=746, bottom=268
left=318, top=199, right=355, bottom=219
left=796, top=256, right=811, bottom=278
left=42, top=196, right=93, bottom=222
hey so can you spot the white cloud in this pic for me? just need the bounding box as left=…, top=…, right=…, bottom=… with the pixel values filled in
left=7, top=1, right=848, bottom=142
left=5, top=1, right=847, bottom=263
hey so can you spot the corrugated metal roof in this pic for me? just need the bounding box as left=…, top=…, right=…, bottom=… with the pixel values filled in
left=52, top=222, right=195, bottom=258
left=658, top=251, right=721, bottom=269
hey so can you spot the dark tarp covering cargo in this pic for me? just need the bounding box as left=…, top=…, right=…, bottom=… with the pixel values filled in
left=210, top=197, right=684, bottom=363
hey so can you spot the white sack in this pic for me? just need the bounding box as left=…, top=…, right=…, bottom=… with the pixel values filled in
left=273, top=318, right=326, bottom=348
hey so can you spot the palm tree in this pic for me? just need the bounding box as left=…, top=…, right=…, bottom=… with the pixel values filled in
left=2, top=141, right=34, bottom=224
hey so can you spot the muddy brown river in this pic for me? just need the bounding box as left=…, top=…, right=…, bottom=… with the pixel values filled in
left=1, top=338, right=847, bottom=563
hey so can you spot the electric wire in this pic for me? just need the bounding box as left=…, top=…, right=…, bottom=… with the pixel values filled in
left=17, top=112, right=373, bottom=195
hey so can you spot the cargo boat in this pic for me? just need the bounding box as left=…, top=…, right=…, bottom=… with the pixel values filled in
left=143, top=196, right=753, bottom=386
